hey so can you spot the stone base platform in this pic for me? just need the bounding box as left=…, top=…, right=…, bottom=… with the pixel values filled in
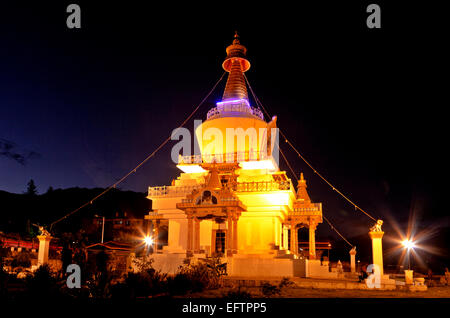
left=226, top=254, right=307, bottom=278
left=148, top=252, right=340, bottom=279
left=223, top=276, right=398, bottom=291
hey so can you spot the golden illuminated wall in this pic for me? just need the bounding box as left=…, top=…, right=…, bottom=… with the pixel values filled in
left=195, top=116, right=268, bottom=159
left=234, top=190, right=295, bottom=254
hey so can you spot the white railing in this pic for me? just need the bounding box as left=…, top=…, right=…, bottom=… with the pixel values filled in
left=148, top=185, right=203, bottom=198
left=292, top=203, right=322, bottom=215
left=206, top=102, right=264, bottom=120
left=233, top=180, right=291, bottom=192
left=149, top=179, right=292, bottom=198
left=178, top=151, right=270, bottom=164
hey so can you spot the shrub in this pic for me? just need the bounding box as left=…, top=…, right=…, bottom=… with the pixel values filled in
left=261, top=277, right=295, bottom=297
left=24, top=264, right=61, bottom=299
left=223, top=287, right=252, bottom=299
left=11, top=250, right=32, bottom=268
left=261, top=282, right=281, bottom=297
left=110, top=257, right=167, bottom=299
left=278, top=277, right=295, bottom=289
left=167, top=258, right=225, bottom=296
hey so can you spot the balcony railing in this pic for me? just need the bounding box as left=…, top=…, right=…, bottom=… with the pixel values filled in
left=179, top=196, right=240, bottom=205
left=233, top=180, right=291, bottom=192
left=206, top=102, right=264, bottom=120
left=178, top=151, right=270, bottom=165
left=149, top=180, right=292, bottom=198
left=148, top=185, right=203, bottom=198
left=291, top=203, right=322, bottom=215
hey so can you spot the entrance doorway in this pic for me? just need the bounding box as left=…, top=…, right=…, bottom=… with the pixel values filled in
left=214, top=230, right=226, bottom=255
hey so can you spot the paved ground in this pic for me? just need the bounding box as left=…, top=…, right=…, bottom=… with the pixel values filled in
left=189, top=285, right=450, bottom=298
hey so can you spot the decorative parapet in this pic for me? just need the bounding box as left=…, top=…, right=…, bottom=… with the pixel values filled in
left=149, top=180, right=292, bottom=198
left=291, top=203, right=322, bottom=216
left=148, top=185, right=203, bottom=198
left=233, top=180, right=291, bottom=192
left=206, top=99, right=264, bottom=120
left=177, top=197, right=243, bottom=209
left=178, top=151, right=270, bottom=165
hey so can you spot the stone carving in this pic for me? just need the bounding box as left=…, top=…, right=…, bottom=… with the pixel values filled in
left=196, top=190, right=218, bottom=205
left=370, top=219, right=383, bottom=232
left=33, top=224, right=51, bottom=237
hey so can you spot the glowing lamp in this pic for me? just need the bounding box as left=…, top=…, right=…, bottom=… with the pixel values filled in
left=176, top=164, right=207, bottom=173
left=144, top=236, right=153, bottom=246
left=402, top=240, right=415, bottom=250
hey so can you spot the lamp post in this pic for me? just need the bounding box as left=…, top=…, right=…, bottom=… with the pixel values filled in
left=402, top=239, right=415, bottom=270
left=95, top=215, right=106, bottom=243
left=402, top=239, right=415, bottom=285
left=143, top=236, right=153, bottom=255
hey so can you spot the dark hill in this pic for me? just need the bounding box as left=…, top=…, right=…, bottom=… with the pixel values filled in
left=0, top=188, right=150, bottom=237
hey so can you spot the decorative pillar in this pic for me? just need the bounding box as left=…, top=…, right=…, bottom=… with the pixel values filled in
left=37, top=235, right=53, bottom=266
left=232, top=215, right=238, bottom=253
left=194, top=217, right=200, bottom=253
left=154, top=220, right=159, bottom=253
left=349, top=247, right=357, bottom=273
left=283, top=225, right=289, bottom=250
left=308, top=220, right=316, bottom=259
left=187, top=215, right=193, bottom=256
left=369, top=231, right=384, bottom=276
left=290, top=222, right=297, bottom=254
left=404, top=270, right=414, bottom=285
left=227, top=215, right=233, bottom=256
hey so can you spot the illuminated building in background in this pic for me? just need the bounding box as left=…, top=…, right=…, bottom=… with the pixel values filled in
left=146, top=33, right=331, bottom=277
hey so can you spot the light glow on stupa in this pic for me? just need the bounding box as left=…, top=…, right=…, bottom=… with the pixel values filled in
left=145, top=33, right=331, bottom=278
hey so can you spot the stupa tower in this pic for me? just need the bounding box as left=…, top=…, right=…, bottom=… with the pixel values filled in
left=222, top=31, right=250, bottom=102
left=147, top=34, right=328, bottom=279
left=194, top=33, right=270, bottom=164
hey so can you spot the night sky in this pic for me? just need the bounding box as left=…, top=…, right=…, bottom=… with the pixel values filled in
left=0, top=2, right=447, bottom=254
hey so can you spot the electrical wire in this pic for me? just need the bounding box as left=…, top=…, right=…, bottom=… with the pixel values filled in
left=49, top=72, right=227, bottom=230
left=322, top=214, right=353, bottom=247
left=243, top=72, right=377, bottom=222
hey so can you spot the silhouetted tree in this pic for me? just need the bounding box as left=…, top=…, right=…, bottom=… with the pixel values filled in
left=25, top=179, right=38, bottom=196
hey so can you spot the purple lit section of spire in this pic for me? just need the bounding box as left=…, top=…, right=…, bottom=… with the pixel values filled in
left=207, top=98, right=263, bottom=120
left=216, top=98, right=250, bottom=108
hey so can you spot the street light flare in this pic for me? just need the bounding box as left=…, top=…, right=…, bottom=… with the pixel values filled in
left=402, top=239, right=415, bottom=250
left=144, top=236, right=153, bottom=246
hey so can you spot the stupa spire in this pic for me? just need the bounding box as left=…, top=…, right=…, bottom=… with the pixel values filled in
left=296, top=173, right=311, bottom=203
left=222, top=32, right=250, bottom=102
left=207, top=162, right=222, bottom=190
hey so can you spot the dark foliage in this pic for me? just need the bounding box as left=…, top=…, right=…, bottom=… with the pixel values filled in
left=261, top=282, right=280, bottom=297
left=223, top=287, right=253, bottom=299
left=11, top=250, right=32, bottom=268
left=25, top=179, right=38, bottom=196
left=23, top=264, right=61, bottom=299
left=261, top=278, right=295, bottom=297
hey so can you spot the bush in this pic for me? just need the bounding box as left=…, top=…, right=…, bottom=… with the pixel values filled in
left=261, top=282, right=281, bottom=297
left=24, top=264, right=62, bottom=299
left=11, top=250, right=32, bottom=268
left=261, top=278, right=295, bottom=297
left=278, top=277, right=295, bottom=289
left=110, top=257, right=167, bottom=299
left=223, top=287, right=252, bottom=299
left=167, top=258, right=225, bottom=296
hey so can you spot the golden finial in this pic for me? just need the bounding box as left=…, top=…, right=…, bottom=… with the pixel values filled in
left=233, top=31, right=240, bottom=44
left=300, top=173, right=305, bottom=181
left=221, top=31, right=250, bottom=101
left=296, top=172, right=311, bottom=202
